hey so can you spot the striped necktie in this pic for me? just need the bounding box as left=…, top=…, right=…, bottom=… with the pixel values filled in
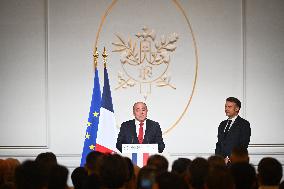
left=224, top=120, right=232, bottom=137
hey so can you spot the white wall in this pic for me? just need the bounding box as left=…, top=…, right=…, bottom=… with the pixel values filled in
left=0, top=0, right=284, bottom=178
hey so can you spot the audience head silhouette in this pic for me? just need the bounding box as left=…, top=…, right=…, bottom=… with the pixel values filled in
left=147, top=154, right=168, bottom=174
left=1, top=150, right=284, bottom=189
left=257, top=157, right=283, bottom=186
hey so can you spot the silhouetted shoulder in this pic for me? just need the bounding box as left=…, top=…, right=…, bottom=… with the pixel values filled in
left=237, top=116, right=250, bottom=126
left=121, top=119, right=135, bottom=127
left=147, top=119, right=160, bottom=126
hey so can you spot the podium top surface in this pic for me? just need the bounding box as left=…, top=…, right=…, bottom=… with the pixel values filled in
left=122, top=144, right=158, bottom=153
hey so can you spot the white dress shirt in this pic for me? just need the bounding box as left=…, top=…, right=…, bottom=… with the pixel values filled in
left=135, top=119, right=146, bottom=139
left=223, top=115, right=238, bottom=132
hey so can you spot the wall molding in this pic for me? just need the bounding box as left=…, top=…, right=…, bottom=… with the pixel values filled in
left=241, top=0, right=247, bottom=118
left=0, top=0, right=50, bottom=149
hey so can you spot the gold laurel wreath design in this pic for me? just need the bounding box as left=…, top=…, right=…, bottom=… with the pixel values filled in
left=93, top=0, right=199, bottom=135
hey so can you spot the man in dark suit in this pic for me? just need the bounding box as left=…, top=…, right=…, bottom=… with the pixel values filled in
left=116, top=102, right=165, bottom=153
left=215, top=97, right=251, bottom=162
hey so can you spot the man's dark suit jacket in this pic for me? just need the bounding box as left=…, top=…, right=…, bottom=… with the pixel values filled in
left=116, top=119, right=165, bottom=153
left=215, top=115, right=251, bottom=157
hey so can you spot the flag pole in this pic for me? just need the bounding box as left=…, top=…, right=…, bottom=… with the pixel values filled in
left=93, top=47, right=99, bottom=69
left=80, top=47, right=102, bottom=166
left=102, top=47, right=108, bottom=68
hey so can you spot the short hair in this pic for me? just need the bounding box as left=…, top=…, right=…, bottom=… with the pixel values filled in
left=0, top=158, right=20, bottom=184
left=15, top=160, right=46, bottom=189
left=147, top=154, right=169, bottom=174
left=156, top=172, right=188, bottom=189
left=71, top=167, right=88, bottom=189
left=35, top=152, right=58, bottom=184
left=48, top=164, right=69, bottom=189
left=99, top=154, right=129, bottom=188
left=85, top=151, right=104, bottom=174
left=206, top=166, right=234, bottom=189
left=35, top=152, right=57, bottom=165
left=257, top=157, right=283, bottom=186
left=230, top=163, right=256, bottom=189
left=188, top=157, right=209, bottom=189
left=226, top=97, right=241, bottom=109
left=207, top=155, right=226, bottom=168
left=171, top=158, right=191, bottom=175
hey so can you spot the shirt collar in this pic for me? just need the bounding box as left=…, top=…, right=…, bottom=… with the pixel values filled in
left=228, top=115, right=238, bottom=123
left=135, top=119, right=146, bottom=125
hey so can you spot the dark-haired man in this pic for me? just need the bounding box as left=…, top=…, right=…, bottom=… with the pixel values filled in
left=257, top=157, right=283, bottom=189
left=230, top=162, right=256, bottom=189
left=215, top=97, right=251, bottom=162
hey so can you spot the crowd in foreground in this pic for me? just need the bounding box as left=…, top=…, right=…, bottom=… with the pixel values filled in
left=0, top=147, right=283, bottom=189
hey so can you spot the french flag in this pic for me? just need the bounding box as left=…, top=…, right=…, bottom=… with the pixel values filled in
left=131, top=153, right=149, bottom=168
left=95, top=66, right=118, bottom=153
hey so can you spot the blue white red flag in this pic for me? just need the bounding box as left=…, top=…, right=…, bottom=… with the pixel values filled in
left=95, top=66, right=118, bottom=153
left=131, top=153, right=149, bottom=168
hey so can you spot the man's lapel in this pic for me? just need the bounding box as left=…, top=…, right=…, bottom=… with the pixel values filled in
left=130, top=119, right=138, bottom=143
left=227, top=116, right=240, bottom=136
left=144, top=119, right=152, bottom=141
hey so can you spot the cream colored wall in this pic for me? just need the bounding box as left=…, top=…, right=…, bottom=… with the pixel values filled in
left=0, top=0, right=283, bottom=174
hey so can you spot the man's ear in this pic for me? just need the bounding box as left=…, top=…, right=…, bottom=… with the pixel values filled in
left=235, top=107, right=240, bottom=112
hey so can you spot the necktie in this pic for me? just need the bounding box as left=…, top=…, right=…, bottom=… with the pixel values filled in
left=224, top=120, right=232, bottom=137
left=138, top=122, right=144, bottom=144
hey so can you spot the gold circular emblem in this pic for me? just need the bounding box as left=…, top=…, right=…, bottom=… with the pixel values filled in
left=94, top=0, right=199, bottom=135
